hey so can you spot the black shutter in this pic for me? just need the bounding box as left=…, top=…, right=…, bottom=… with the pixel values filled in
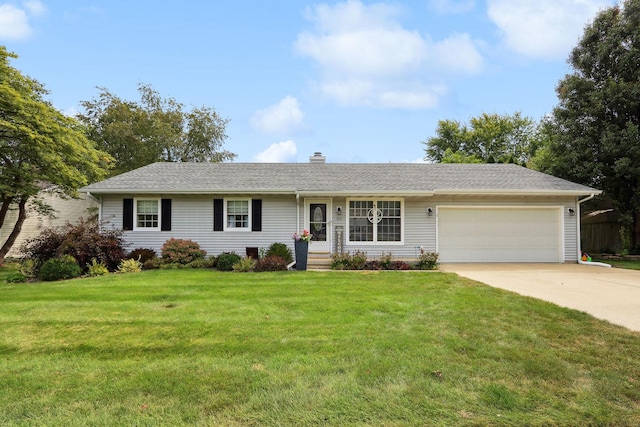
left=252, top=199, right=262, bottom=232
left=161, top=199, right=172, bottom=231
left=123, top=198, right=134, bottom=230
left=213, top=198, right=224, bottom=231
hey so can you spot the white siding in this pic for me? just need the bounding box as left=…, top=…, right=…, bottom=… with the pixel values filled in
left=102, top=194, right=298, bottom=256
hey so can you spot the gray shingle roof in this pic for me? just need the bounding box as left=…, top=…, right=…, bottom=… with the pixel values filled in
left=81, top=162, right=599, bottom=196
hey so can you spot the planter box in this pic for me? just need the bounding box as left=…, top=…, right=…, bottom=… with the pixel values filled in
left=294, top=240, right=308, bottom=271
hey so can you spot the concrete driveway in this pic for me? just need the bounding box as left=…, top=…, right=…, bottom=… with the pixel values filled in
left=442, top=263, right=640, bottom=332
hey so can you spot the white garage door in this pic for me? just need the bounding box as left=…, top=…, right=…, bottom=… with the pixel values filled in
left=438, top=207, right=562, bottom=263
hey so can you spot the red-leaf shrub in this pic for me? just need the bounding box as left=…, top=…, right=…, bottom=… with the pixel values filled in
left=254, top=255, right=288, bottom=272
left=21, top=219, right=126, bottom=272
left=161, top=238, right=206, bottom=265
left=126, top=248, right=157, bottom=263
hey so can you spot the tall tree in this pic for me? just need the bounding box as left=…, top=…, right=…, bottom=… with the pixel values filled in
left=422, top=112, right=541, bottom=165
left=79, top=84, right=236, bottom=176
left=0, top=46, right=111, bottom=265
left=543, top=0, right=640, bottom=249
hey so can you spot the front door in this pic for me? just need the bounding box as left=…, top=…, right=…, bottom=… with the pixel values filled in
left=306, top=199, right=331, bottom=253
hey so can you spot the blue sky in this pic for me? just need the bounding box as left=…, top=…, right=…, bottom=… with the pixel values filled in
left=1, top=0, right=616, bottom=163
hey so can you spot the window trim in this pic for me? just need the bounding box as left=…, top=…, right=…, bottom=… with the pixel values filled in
left=133, top=198, right=161, bottom=231
left=345, top=197, right=404, bottom=245
left=224, top=198, right=252, bottom=232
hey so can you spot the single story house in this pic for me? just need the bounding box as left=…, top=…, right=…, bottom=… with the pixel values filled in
left=80, top=153, right=600, bottom=263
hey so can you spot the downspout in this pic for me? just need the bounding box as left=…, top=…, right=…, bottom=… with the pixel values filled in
left=85, top=191, right=103, bottom=226
left=576, top=193, right=611, bottom=268
left=296, top=193, right=300, bottom=233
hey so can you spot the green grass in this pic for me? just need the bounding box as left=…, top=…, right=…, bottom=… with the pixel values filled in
left=1, top=269, right=640, bottom=426
left=596, top=259, right=640, bottom=270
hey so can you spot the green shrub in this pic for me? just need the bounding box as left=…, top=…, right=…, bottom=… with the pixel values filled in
left=143, top=258, right=162, bottom=270
left=161, top=238, right=206, bottom=265
left=265, top=242, right=293, bottom=263
left=216, top=252, right=242, bottom=271
left=39, top=255, right=82, bottom=281
left=350, top=250, right=368, bottom=270
left=330, top=252, right=351, bottom=270
left=185, top=258, right=215, bottom=269
left=254, top=255, right=288, bottom=272
left=331, top=251, right=368, bottom=270
left=233, top=257, right=256, bottom=272
left=117, top=258, right=142, bottom=273
left=5, top=272, right=27, bottom=283
left=417, top=252, right=439, bottom=270
left=378, top=252, right=393, bottom=270
left=18, top=259, right=37, bottom=278
left=126, top=248, right=157, bottom=263
left=87, top=258, right=109, bottom=276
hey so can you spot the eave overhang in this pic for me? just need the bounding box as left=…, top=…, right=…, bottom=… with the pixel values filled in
left=81, top=188, right=600, bottom=198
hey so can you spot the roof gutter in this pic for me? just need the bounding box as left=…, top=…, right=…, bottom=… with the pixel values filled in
left=84, top=191, right=100, bottom=204
left=85, top=191, right=103, bottom=226
left=435, top=189, right=602, bottom=197
left=576, top=193, right=611, bottom=268
left=81, top=189, right=298, bottom=195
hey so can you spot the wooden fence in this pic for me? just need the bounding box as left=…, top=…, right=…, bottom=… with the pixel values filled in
left=581, top=211, right=622, bottom=254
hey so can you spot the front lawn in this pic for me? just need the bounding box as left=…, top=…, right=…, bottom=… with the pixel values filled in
left=1, top=269, right=639, bottom=426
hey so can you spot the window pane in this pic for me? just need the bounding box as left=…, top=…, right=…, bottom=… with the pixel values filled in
left=227, top=200, right=249, bottom=228
left=377, top=201, right=401, bottom=241
left=310, top=204, right=327, bottom=241
left=349, top=201, right=373, bottom=241
left=137, top=200, right=158, bottom=228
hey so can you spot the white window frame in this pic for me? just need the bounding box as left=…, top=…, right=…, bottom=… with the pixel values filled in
left=346, top=198, right=404, bottom=245
left=133, top=198, right=161, bottom=231
left=224, top=198, right=251, bottom=231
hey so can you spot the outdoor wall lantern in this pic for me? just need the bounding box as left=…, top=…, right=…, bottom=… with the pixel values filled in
left=427, top=207, right=434, bottom=216
left=336, top=206, right=343, bottom=215
left=568, top=208, right=576, bottom=216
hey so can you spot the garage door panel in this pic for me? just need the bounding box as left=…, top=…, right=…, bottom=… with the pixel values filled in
left=443, top=248, right=556, bottom=263
left=438, top=207, right=561, bottom=263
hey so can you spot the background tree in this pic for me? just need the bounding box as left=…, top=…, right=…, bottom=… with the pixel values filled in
left=79, top=84, right=236, bottom=176
left=423, top=112, right=542, bottom=165
left=541, top=0, right=640, bottom=249
left=0, top=46, right=112, bottom=265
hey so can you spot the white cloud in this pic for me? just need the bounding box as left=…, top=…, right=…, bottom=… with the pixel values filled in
left=251, top=96, right=305, bottom=135
left=487, top=0, right=613, bottom=60
left=428, top=0, right=475, bottom=14
left=295, top=0, right=483, bottom=109
left=0, top=4, right=30, bottom=40
left=320, top=79, right=446, bottom=109
left=433, top=33, right=483, bottom=74
left=253, top=140, right=298, bottom=163
left=0, top=1, right=45, bottom=40
left=63, top=106, right=79, bottom=117
left=24, top=0, right=45, bottom=16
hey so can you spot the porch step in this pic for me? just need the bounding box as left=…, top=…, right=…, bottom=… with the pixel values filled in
left=307, top=253, right=332, bottom=270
